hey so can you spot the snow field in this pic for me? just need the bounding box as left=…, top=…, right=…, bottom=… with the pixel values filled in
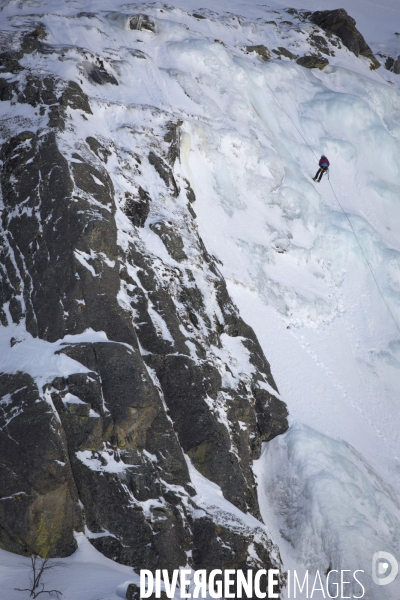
left=0, top=534, right=139, bottom=600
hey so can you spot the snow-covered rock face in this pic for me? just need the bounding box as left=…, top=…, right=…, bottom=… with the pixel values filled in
left=0, top=0, right=400, bottom=597
left=0, top=0, right=291, bottom=583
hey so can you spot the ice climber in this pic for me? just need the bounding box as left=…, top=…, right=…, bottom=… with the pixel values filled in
left=313, top=155, right=330, bottom=182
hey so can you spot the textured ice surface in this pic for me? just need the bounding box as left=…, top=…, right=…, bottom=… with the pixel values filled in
left=255, top=425, right=400, bottom=598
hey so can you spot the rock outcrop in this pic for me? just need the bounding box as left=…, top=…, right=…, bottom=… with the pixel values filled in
left=245, top=45, right=272, bottom=61
left=296, top=55, right=329, bottom=70
left=384, top=55, right=400, bottom=74
left=309, top=9, right=380, bottom=69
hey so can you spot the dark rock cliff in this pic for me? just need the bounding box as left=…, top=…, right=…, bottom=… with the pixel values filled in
left=309, top=9, right=380, bottom=69
left=0, top=21, right=288, bottom=594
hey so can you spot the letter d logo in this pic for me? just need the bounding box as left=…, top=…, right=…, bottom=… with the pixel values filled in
left=372, top=552, right=398, bottom=586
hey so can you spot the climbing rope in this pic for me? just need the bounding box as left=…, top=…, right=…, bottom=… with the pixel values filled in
left=266, top=83, right=319, bottom=160
left=265, top=81, right=400, bottom=335
left=326, top=179, right=400, bottom=335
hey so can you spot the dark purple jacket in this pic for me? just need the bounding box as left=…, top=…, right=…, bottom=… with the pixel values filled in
left=319, top=156, right=330, bottom=168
